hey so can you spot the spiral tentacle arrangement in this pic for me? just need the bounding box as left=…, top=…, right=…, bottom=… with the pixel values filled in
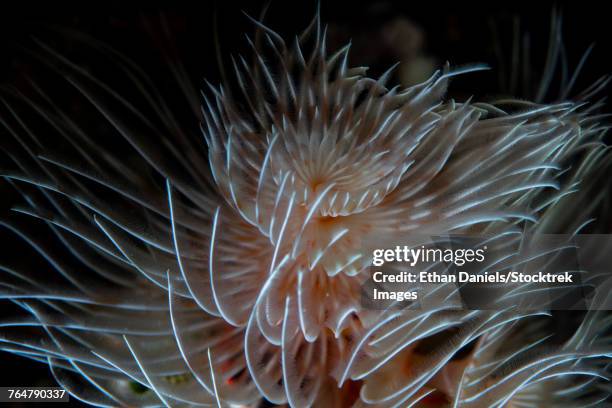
left=1, top=10, right=611, bottom=408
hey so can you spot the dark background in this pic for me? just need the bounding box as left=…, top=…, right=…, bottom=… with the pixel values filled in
left=0, top=1, right=610, bottom=406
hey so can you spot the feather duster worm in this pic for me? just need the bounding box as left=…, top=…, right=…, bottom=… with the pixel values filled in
left=1, top=7, right=611, bottom=408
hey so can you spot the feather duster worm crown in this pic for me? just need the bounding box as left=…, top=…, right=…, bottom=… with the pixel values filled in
left=0, top=8, right=611, bottom=408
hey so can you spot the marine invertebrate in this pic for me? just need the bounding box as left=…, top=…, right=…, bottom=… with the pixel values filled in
left=1, top=5, right=611, bottom=407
